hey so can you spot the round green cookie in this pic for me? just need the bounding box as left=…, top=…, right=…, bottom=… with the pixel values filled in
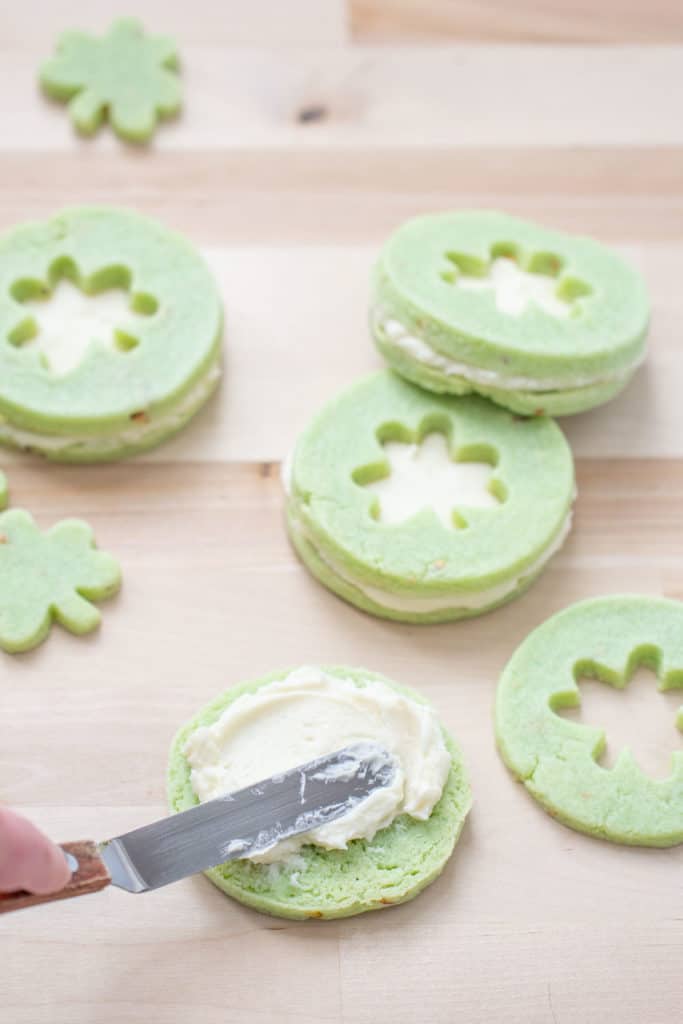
left=286, top=371, right=575, bottom=623
left=371, top=210, right=649, bottom=416
left=167, top=666, right=472, bottom=920
left=496, top=596, right=683, bottom=847
left=0, top=206, right=222, bottom=461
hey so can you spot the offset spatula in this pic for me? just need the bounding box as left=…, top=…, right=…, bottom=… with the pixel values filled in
left=0, top=742, right=395, bottom=914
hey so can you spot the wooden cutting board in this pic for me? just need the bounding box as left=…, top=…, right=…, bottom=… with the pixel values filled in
left=0, top=4, right=681, bottom=1022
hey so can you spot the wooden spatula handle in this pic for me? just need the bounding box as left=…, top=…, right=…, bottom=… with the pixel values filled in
left=0, top=840, right=110, bottom=914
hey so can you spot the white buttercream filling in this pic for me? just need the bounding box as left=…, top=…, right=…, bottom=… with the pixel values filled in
left=19, top=279, right=151, bottom=376
left=184, top=666, right=451, bottom=863
left=281, top=448, right=294, bottom=494
left=455, top=257, right=572, bottom=319
left=378, top=316, right=640, bottom=392
left=0, top=360, right=221, bottom=454
left=362, top=431, right=499, bottom=529
left=290, top=505, right=573, bottom=613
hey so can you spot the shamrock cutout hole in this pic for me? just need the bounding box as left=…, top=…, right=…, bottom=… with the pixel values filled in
left=354, top=428, right=503, bottom=529
left=440, top=242, right=592, bottom=319
left=554, top=662, right=683, bottom=779
left=8, top=259, right=158, bottom=376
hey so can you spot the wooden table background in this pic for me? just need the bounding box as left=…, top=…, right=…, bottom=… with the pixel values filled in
left=1, top=3, right=682, bottom=1022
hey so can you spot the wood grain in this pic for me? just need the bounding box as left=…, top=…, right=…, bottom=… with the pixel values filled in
left=0, top=4, right=681, bottom=1023
left=2, top=238, right=677, bottom=466
left=1, top=148, right=681, bottom=247
left=0, top=459, right=681, bottom=1024
left=0, top=457, right=681, bottom=800
left=0, top=1, right=349, bottom=46
left=350, top=0, right=683, bottom=43
left=1, top=47, right=682, bottom=150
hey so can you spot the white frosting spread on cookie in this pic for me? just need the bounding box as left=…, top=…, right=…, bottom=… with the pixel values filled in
left=0, top=360, right=221, bottom=455
left=184, top=667, right=451, bottom=863
left=289, top=505, right=573, bottom=614
left=378, top=316, right=640, bottom=392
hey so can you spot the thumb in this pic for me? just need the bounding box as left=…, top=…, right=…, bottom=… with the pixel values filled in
left=0, top=807, right=71, bottom=895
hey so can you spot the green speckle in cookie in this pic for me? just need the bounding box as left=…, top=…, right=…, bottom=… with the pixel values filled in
left=0, top=509, right=121, bottom=653
left=167, top=667, right=472, bottom=920
left=40, top=17, right=181, bottom=143
left=371, top=210, right=649, bottom=415
left=495, top=595, right=683, bottom=847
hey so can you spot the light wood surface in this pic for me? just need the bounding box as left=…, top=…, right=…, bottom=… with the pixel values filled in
left=1, top=4, right=682, bottom=1023
left=3, top=47, right=683, bottom=149
left=350, top=0, right=683, bottom=43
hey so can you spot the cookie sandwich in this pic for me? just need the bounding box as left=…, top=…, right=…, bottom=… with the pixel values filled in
left=285, top=371, right=575, bottom=623
left=0, top=206, right=222, bottom=460
left=371, top=210, right=649, bottom=416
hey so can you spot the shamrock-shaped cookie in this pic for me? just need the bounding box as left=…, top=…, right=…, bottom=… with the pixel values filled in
left=0, top=510, right=121, bottom=653
left=40, top=18, right=181, bottom=143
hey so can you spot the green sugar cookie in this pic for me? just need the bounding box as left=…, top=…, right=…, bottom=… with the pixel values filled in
left=371, top=211, right=649, bottom=416
left=0, top=509, right=120, bottom=653
left=496, top=596, right=683, bottom=846
left=168, top=666, right=472, bottom=920
left=285, top=371, right=574, bottom=623
left=0, top=206, right=222, bottom=461
left=40, top=18, right=181, bottom=143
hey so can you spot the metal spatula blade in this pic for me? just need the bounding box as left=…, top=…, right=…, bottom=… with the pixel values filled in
left=102, top=741, right=395, bottom=892
left=0, top=742, right=396, bottom=913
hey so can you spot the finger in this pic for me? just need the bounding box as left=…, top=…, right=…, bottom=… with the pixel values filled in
left=0, top=808, right=71, bottom=895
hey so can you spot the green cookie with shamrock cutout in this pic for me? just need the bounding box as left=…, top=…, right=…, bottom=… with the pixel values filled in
left=496, top=596, right=683, bottom=846
left=0, top=206, right=222, bottom=462
left=371, top=211, right=650, bottom=416
left=40, top=17, right=181, bottom=143
left=0, top=509, right=120, bottom=653
left=285, top=370, right=575, bottom=623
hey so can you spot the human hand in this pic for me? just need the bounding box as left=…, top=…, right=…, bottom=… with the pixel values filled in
left=0, top=807, right=71, bottom=895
